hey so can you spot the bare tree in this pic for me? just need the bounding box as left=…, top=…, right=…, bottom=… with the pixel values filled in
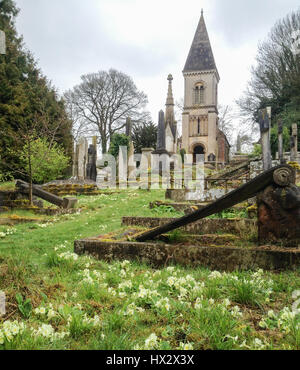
left=65, top=69, right=150, bottom=153
left=237, top=9, right=300, bottom=126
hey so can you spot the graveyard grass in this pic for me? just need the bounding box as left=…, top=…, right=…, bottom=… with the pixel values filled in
left=0, top=187, right=300, bottom=350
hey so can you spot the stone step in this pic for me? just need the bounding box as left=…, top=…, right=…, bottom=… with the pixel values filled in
left=159, top=233, right=239, bottom=246
left=74, top=238, right=300, bottom=271
left=122, top=217, right=257, bottom=236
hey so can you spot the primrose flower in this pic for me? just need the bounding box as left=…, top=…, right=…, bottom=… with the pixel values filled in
left=179, top=342, right=194, bottom=350
left=144, top=333, right=158, bottom=350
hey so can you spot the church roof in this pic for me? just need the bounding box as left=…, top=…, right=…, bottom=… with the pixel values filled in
left=183, top=11, right=218, bottom=74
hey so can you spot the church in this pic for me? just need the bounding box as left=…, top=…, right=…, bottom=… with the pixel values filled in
left=160, top=10, right=230, bottom=164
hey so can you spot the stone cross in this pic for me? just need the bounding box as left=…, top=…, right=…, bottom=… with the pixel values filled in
left=278, top=120, right=284, bottom=164
left=0, top=30, right=6, bottom=54
left=259, top=108, right=272, bottom=170
left=157, top=110, right=166, bottom=150
left=291, top=123, right=298, bottom=162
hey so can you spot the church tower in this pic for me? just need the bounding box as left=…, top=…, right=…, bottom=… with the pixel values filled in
left=182, top=10, right=220, bottom=162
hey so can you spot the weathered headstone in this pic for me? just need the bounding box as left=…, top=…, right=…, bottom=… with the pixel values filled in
left=77, top=138, right=88, bottom=180
left=278, top=120, right=284, bottom=164
left=128, top=140, right=135, bottom=178
left=259, top=108, right=272, bottom=170
left=291, top=123, right=298, bottom=162
left=86, top=140, right=97, bottom=181
left=157, top=110, right=166, bottom=151
left=0, top=291, right=5, bottom=316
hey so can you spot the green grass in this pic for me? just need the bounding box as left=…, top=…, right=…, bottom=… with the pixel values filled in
left=0, top=186, right=300, bottom=350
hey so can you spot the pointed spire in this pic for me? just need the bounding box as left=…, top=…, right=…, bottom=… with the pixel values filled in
left=183, top=11, right=217, bottom=73
left=166, top=74, right=174, bottom=107
left=165, top=74, right=177, bottom=141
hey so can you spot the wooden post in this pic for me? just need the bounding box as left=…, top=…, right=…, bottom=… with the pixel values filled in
left=259, top=108, right=272, bottom=170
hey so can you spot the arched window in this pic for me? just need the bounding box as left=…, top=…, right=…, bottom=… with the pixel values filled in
left=197, top=118, right=201, bottom=135
left=195, top=83, right=205, bottom=105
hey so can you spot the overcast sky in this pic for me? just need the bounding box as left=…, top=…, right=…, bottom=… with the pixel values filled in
left=14, top=0, right=300, bottom=142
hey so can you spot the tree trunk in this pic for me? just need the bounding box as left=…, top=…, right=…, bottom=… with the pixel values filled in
left=101, top=136, right=107, bottom=154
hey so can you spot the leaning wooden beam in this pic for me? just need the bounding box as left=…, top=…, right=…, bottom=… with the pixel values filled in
left=136, top=165, right=295, bottom=242
left=16, top=180, right=77, bottom=209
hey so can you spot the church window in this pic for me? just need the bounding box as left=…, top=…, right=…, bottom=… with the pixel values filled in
left=197, top=118, right=201, bottom=135
left=195, top=84, right=204, bottom=105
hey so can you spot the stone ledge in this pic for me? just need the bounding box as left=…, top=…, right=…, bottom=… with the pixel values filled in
left=74, top=239, right=300, bottom=271
left=122, top=217, right=257, bottom=236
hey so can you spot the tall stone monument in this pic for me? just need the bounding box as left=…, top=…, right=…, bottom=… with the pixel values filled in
left=259, top=108, right=272, bottom=170
left=77, top=138, right=88, bottom=180
left=278, top=121, right=284, bottom=164
left=86, top=137, right=98, bottom=181
left=291, top=123, right=298, bottom=162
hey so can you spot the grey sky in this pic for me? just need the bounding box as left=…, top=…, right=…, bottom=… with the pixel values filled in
left=14, top=0, right=300, bottom=141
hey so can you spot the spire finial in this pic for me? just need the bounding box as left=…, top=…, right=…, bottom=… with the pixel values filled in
left=167, top=74, right=173, bottom=82
left=166, top=74, right=174, bottom=106
left=201, top=8, right=203, bottom=16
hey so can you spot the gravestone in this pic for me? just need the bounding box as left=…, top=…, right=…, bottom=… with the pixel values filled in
left=77, top=138, right=88, bottom=180
left=156, top=110, right=166, bottom=151
left=259, top=108, right=272, bottom=170
left=291, top=124, right=298, bottom=162
left=278, top=121, right=284, bottom=164
left=86, top=139, right=97, bottom=181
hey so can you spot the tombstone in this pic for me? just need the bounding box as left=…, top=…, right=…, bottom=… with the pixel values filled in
left=278, top=121, right=285, bottom=164
left=0, top=30, right=5, bottom=55
left=157, top=110, right=166, bottom=151
left=291, top=123, right=298, bottom=162
left=128, top=140, right=135, bottom=178
left=152, top=111, right=170, bottom=175
left=77, top=138, right=88, bottom=180
left=86, top=144, right=97, bottom=181
left=118, top=146, right=128, bottom=188
left=0, top=291, right=5, bottom=316
left=258, top=108, right=272, bottom=170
